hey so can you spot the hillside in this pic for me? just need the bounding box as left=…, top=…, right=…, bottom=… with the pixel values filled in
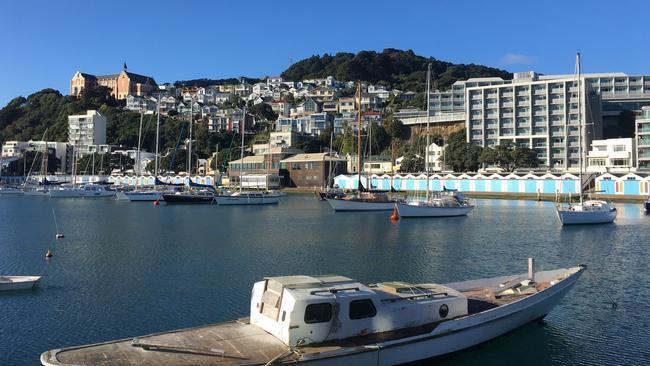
left=280, top=48, right=512, bottom=91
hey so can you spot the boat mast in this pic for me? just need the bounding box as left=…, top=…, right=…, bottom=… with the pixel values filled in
left=155, top=96, right=161, bottom=181
left=356, top=82, right=362, bottom=191
left=326, top=131, right=334, bottom=189
left=188, top=98, right=193, bottom=179
left=426, top=63, right=431, bottom=201
left=576, top=52, right=583, bottom=204
left=136, top=111, right=144, bottom=181
left=214, top=143, right=219, bottom=187
left=240, top=107, right=246, bottom=193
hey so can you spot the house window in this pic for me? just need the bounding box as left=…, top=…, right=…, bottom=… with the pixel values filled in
left=349, top=299, right=377, bottom=320
left=304, top=303, right=332, bottom=324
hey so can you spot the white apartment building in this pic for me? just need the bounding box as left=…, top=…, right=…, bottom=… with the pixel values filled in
left=68, top=110, right=107, bottom=155
left=636, top=106, right=650, bottom=170
left=426, top=142, right=445, bottom=172
left=586, top=138, right=636, bottom=173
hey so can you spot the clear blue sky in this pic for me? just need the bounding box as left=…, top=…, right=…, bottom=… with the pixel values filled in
left=1, top=0, right=649, bottom=106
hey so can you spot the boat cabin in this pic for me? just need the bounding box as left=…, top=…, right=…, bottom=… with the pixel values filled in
left=250, top=275, right=468, bottom=346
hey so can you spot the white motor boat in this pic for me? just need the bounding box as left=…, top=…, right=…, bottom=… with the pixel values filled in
left=22, top=187, right=49, bottom=196
left=325, top=192, right=394, bottom=211
left=49, top=184, right=115, bottom=198
left=0, top=276, right=41, bottom=291
left=124, top=190, right=163, bottom=202
left=41, top=260, right=584, bottom=366
left=556, top=200, right=617, bottom=225
left=397, top=199, right=474, bottom=217
left=215, top=191, right=281, bottom=205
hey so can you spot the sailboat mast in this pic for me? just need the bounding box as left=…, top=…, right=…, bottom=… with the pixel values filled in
left=576, top=52, right=583, bottom=203
left=240, top=107, right=245, bottom=193
left=188, top=99, right=193, bottom=178
left=136, top=111, right=144, bottom=178
left=356, top=82, right=362, bottom=190
left=214, top=143, right=219, bottom=187
left=327, top=131, right=334, bottom=189
left=426, top=63, right=431, bottom=201
left=155, top=96, right=161, bottom=179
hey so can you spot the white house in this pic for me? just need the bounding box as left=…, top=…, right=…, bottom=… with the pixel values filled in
left=586, top=138, right=636, bottom=173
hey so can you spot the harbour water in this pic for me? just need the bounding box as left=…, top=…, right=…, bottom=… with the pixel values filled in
left=0, top=195, right=649, bottom=365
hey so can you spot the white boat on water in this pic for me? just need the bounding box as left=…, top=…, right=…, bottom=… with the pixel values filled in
left=41, top=260, right=584, bottom=366
left=325, top=192, right=394, bottom=211
left=215, top=191, right=281, bottom=205
left=397, top=195, right=474, bottom=218
left=555, top=53, right=616, bottom=226
left=0, top=276, right=41, bottom=291
left=124, top=190, right=163, bottom=202
left=0, top=187, right=24, bottom=195
left=49, top=184, right=115, bottom=198
left=556, top=200, right=617, bottom=225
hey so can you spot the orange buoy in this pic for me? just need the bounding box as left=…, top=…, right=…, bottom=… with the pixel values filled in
left=390, top=204, right=399, bottom=222
left=153, top=200, right=160, bottom=206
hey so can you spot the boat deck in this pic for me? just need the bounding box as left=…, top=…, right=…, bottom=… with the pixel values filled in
left=42, top=319, right=294, bottom=366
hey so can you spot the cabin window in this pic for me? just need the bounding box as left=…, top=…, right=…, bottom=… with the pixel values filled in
left=349, top=299, right=377, bottom=320
left=304, top=303, right=332, bottom=324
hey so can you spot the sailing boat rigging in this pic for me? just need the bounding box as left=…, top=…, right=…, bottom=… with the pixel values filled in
left=325, top=82, right=394, bottom=211
left=125, top=100, right=163, bottom=201
left=555, top=52, right=616, bottom=225
left=396, top=64, right=473, bottom=218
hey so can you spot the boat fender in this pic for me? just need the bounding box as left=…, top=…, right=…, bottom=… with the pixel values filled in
left=439, top=304, right=449, bottom=318
left=45, top=250, right=53, bottom=258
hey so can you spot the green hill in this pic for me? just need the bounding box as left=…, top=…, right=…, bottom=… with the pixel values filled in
left=280, top=48, right=511, bottom=91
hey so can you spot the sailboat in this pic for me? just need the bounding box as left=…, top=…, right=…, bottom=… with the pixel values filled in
left=214, top=108, right=281, bottom=205
left=126, top=103, right=163, bottom=201
left=163, top=100, right=215, bottom=204
left=22, top=131, right=50, bottom=196
left=397, top=64, right=474, bottom=218
left=49, top=145, right=113, bottom=198
left=318, top=132, right=345, bottom=200
left=556, top=53, right=616, bottom=225
left=325, top=83, right=394, bottom=211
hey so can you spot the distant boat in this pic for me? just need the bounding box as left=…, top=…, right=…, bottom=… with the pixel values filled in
left=162, top=190, right=214, bottom=204
left=49, top=184, right=115, bottom=198
left=40, top=260, right=585, bottom=366
left=556, top=53, right=616, bottom=225
left=325, top=192, right=395, bottom=211
left=215, top=191, right=281, bottom=205
left=124, top=190, right=163, bottom=202
left=0, top=187, right=24, bottom=195
left=0, top=276, right=41, bottom=291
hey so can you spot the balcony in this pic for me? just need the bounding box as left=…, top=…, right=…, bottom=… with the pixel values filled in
left=638, top=138, right=650, bottom=146
left=501, top=102, right=514, bottom=108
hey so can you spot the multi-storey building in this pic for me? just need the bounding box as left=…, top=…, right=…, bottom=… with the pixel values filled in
left=276, top=113, right=332, bottom=136
left=586, top=138, right=636, bottom=173
left=636, top=106, right=650, bottom=170
left=68, top=110, right=107, bottom=155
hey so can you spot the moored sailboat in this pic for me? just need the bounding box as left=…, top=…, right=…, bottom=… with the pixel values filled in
left=556, top=53, right=616, bottom=225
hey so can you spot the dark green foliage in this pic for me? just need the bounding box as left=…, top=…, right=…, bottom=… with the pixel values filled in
left=281, top=49, right=511, bottom=91
left=173, top=77, right=262, bottom=88
left=443, top=129, right=482, bottom=172
left=77, top=153, right=134, bottom=175
left=399, top=153, right=424, bottom=172
left=247, top=102, right=278, bottom=122
left=2, top=150, right=60, bottom=176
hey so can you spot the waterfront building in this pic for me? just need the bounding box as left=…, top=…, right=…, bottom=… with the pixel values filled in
left=586, top=138, right=636, bottom=173
left=70, top=63, right=157, bottom=100
left=427, top=142, right=445, bottom=172
left=1, top=140, right=69, bottom=172
left=280, top=152, right=347, bottom=188
left=637, top=106, right=650, bottom=170
left=363, top=158, right=393, bottom=174
left=269, top=131, right=313, bottom=148
left=68, top=110, right=107, bottom=155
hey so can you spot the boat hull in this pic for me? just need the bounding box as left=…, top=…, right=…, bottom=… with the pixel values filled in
left=397, top=202, right=473, bottom=217
left=125, top=191, right=163, bottom=201
left=556, top=208, right=616, bottom=225
left=214, top=195, right=280, bottom=205
left=162, top=194, right=214, bottom=204
left=0, top=276, right=41, bottom=291
left=325, top=198, right=394, bottom=211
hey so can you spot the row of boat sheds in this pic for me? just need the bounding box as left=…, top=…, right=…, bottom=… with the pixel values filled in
left=333, top=172, right=650, bottom=198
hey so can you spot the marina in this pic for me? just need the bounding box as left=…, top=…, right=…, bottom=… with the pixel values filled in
left=0, top=194, right=648, bottom=365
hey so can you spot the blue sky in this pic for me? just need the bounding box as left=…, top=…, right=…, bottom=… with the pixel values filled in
left=1, top=0, right=649, bottom=106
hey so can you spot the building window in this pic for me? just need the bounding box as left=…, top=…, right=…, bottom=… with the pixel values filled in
left=589, top=158, right=606, bottom=166
left=349, top=299, right=377, bottom=320
left=304, top=303, right=332, bottom=324
left=613, top=145, right=626, bottom=152
left=611, top=159, right=628, bottom=166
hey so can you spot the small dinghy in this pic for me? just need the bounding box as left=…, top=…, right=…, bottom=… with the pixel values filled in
left=41, top=259, right=584, bottom=366
left=0, top=276, right=41, bottom=291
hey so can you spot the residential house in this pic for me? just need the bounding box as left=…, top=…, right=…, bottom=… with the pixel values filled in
left=338, top=97, right=356, bottom=113
left=126, top=95, right=157, bottom=112
left=322, top=100, right=339, bottom=113
left=587, top=138, right=636, bottom=173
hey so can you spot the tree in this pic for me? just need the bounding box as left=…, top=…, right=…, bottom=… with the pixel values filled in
left=399, top=153, right=424, bottom=172
left=479, top=143, right=539, bottom=171
left=248, top=102, right=278, bottom=122
left=442, top=129, right=482, bottom=172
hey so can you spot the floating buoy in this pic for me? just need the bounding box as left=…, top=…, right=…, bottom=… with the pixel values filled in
left=390, top=204, right=399, bottom=222
left=153, top=200, right=160, bottom=206
left=45, top=249, right=53, bottom=258
left=55, top=234, right=64, bottom=239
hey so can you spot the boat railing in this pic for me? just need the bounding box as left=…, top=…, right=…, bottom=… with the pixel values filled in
left=310, top=287, right=360, bottom=295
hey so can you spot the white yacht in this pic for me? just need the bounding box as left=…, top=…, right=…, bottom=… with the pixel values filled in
left=49, top=184, right=115, bottom=198
left=41, top=260, right=584, bottom=366
left=325, top=192, right=395, bottom=211
left=214, top=191, right=281, bottom=205
left=124, top=190, right=163, bottom=202
left=555, top=53, right=616, bottom=225
left=397, top=193, right=474, bottom=217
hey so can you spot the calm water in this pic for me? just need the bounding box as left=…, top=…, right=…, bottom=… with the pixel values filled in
left=0, top=195, right=649, bottom=365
